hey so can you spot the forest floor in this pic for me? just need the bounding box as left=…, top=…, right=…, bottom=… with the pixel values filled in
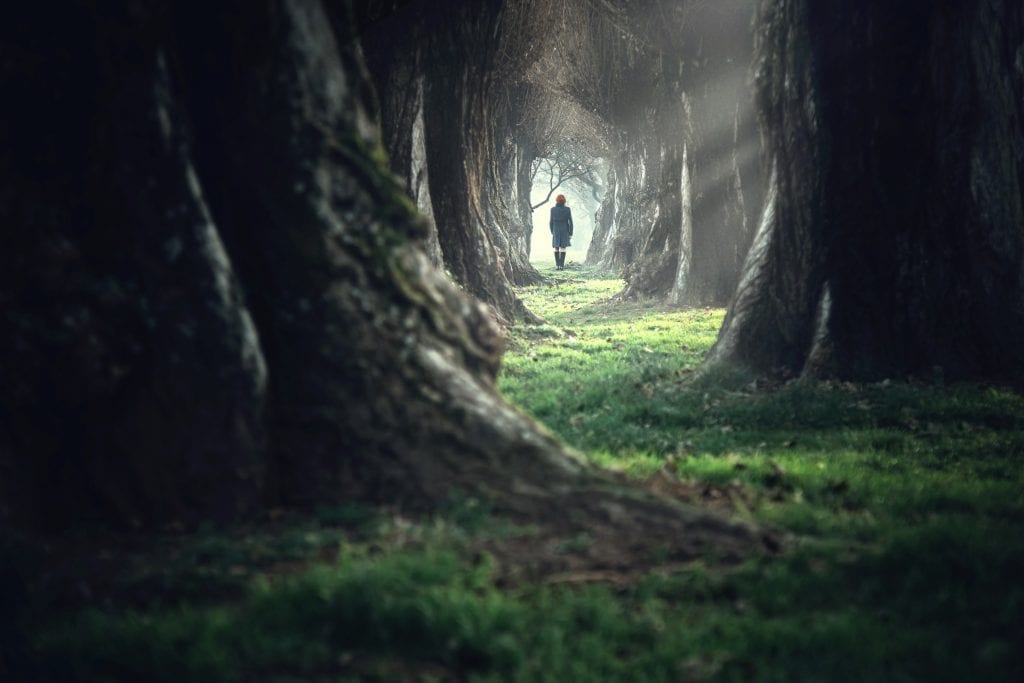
left=6, top=267, right=1024, bottom=682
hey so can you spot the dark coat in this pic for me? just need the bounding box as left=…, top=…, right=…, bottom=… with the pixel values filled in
left=550, top=204, right=573, bottom=248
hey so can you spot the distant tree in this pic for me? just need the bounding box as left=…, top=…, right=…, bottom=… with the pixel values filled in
left=614, top=0, right=762, bottom=305
left=536, top=0, right=763, bottom=305
left=530, top=140, right=604, bottom=210
left=510, top=76, right=610, bottom=260
left=710, top=0, right=1024, bottom=382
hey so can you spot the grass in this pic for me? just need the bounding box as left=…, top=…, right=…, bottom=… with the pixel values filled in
left=6, top=265, right=1024, bottom=681
left=500, top=265, right=1024, bottom=680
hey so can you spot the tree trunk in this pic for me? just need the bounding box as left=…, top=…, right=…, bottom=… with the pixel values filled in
left=620, top=77, right=690, bottom=300
left=492, top=124, right=544, bottom=286
left=517, top=141, right=537, bottom=260
left=586, top=137, right=655, bottom=274
left=409, top=80, right=444, bottom=268
left=0, top=0, right=765, bottom=564
left=0, top=3, right=269, bottom=527
left=572, top=0, right=761, bottom=302
left=587, top=166, right=620, bottom=268
left=615, top=0, right=762, bottom=305
left=420, top=5, right=547, bottom=311
left=355, top=3, right=443, bottom=267
left=359, top=0, right=542, bottom=318
left=674, top=74, right=760, bottom=306
left=710, top=0, right=1024, bottom=382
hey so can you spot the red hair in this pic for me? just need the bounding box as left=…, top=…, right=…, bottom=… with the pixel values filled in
left=555, top=194, right=567, bottom=204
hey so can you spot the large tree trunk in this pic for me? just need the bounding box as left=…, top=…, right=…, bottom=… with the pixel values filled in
left=0, top=3, right=269, bottom=527
left=710, top=0, right=1024, bottom=382
left=0, top=1, right=764, bottom=563
left=491, top=122, right=544, bottom=286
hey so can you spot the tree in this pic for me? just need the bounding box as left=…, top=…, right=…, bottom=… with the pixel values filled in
left=612, top=0, right=763, bottom=305
left=710, top=0, right=1024, bottom=382
left=589, top=61, right=687, bottom=280
left=356, top=0, right=546, bottom=314
left=532, top=0, right=762, bottom=304
left=353, top=0, right=443, bottom=268
left=530, top=140, right=604, bottom=211
left=0, top=1, right=762, bottom=563
left=666, top=0, right=763, bottom=306
left=511, top=77, right=610, bottom=261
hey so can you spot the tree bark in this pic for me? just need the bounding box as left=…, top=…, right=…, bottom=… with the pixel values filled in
left=710, top=0, right=1024, bottom=382
left=0, top=0, right=765, bottom=564
left=355, top=3, right=443, bottom=267
left=358, top=0, right=543, bottom=318
left=516, top=140, right=538, bottom=260
left=674, top=72, right=760, bottom=306
left=619, top=76, right=689, bottom=300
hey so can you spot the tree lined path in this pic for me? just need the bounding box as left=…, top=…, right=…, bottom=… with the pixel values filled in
left=11, top=271, right=1024, bottom=680
left=2, top=0, right=1023, bottom=680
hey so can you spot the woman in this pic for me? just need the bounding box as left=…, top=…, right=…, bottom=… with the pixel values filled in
left=549, top=194, right=573, bottom=270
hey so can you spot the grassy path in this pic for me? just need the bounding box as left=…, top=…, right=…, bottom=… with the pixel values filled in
left=13, top=268, right=1024, bottom=682
left=500, top=266, right=1024, bottom=680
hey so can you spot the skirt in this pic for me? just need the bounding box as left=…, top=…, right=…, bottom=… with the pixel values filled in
left=552, top=224, right=572, bottom=248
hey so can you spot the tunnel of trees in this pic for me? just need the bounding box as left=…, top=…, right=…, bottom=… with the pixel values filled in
left=1, top=0, right=1022, bottom=554
left=355, top=0, right=766, bottom=318
left=0, top=0, right=765, bottom=563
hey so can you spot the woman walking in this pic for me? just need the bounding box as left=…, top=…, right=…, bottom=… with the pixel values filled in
left=549, top=194, right=573, bottom=270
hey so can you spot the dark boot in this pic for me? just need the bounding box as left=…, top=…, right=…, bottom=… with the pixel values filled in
left=554, top=251, right=560, bottom=269
left=559, top=252, right=566, bottom=269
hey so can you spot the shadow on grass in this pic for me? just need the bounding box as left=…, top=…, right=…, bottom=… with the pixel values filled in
left=5, top=272, right=1023, bottom=682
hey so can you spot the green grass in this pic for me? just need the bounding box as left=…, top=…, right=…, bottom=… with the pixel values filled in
left=499, top=266, right=1024, bottom=680
left=8, top=266, right=1024, bottom=681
